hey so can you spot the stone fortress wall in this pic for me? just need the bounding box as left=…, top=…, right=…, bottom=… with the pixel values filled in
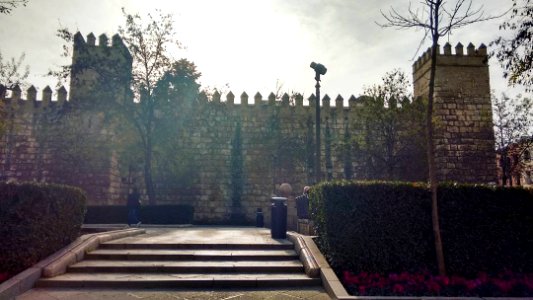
left=413, top=42, right=497, bottom=183
left=0, top=33, right=497, bottom=224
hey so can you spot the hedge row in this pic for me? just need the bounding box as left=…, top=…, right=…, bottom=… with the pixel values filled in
left=0, top=182, right=86, bottom=277
left=84, top=205, right=194, bottom=224
left=310, top=181, right=533, bottom=276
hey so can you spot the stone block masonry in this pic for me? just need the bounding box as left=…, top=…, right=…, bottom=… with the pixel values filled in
left=0, top=85, right=122, bottom=204
left=0, top=33, right=498, bottom=224
left=413, top=42, right=497, bottom=183
left=0, top=83, right=362, bottom=223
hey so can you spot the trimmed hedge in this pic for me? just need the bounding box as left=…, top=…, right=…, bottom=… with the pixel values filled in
left=438, top=184, right=533, bottom=276
left=310, top=181, right=533, bottom=276
left=84, top=205, right=194, bottom=224
left=311, top=181, right=433, bottom=274
left=0, top=182, right=86, bottom=277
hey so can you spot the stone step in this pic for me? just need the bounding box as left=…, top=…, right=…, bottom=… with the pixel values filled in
left=86, top=249, right=299, bottom=261
left=99, top=242, right=294, bottom=250
left=67, top=260, right=304, bottom=274
left=36, top=273, right=322, bottom=288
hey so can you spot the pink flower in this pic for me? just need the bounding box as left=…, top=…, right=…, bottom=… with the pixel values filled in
left=493, top=279, right=512, bottom=293
left=478, top=272, right=488, bottom=283
left=359, top=286, right=366, bottom=295
left=438, top=276, right=450, bottom=286
left=426, top=280, right=440, bottom=293
left=393, top=284, right=405, bottom=293
left=389, top=273, right=399, bottom=281
left=465, top=280, right=477, bottom=291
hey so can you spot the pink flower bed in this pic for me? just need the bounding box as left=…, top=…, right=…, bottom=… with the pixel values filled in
left=0, top=272, right=9, bottom=284
left=343, top=270, right=533, bottom=297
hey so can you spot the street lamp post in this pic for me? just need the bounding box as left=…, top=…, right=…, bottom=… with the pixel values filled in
left=310, top=62, right=327, bottom=184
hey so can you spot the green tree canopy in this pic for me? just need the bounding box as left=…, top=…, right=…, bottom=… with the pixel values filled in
left=493, top=0, right=533, bottom=90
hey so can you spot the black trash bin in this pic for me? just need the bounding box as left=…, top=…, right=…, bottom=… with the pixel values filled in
left=256, top=208, right=264, bottom=227
left=271, top=197, right=287, bottom=239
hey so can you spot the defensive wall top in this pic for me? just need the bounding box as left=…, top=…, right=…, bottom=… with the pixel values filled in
left=73, top=32, right=132, bottom=61
left=74, top=32, right=127, bottom=49
left=413, top=42, right=488, bottom=72
left=0, top=84, right=68, bottom=106
left=0, top=84, right=367, bottom=109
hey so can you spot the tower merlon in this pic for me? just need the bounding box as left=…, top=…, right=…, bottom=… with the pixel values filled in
left=322, top=94, right=331, bottom=107
left=240, top=92, right=249, bottom=105
left=73, top=32, right=85, bottom=46
left=99, top=34, right=109, bottom=47
left=455, top=42, right=464, bottom=56
left=87, top=33, right=96, bottom=46
left=226, top=91, right=235, bottom=104
left=335, top=95, right=344, bottom=108
left=295, top=94, right=303, bottom=107
left=27, top=85, right=37, bottom=101
left=254, top=92, right=262, bottom=104
left=12, top=85, right=22, bottom=100
left=281, top=93, right=290, bottom=106
left=308, top=94, right=316, bottom=107
left=212, top=91, right=221, bottom=103
left=467, top=42, right=476, bottom=55
left=42, top=86, right=53, bottom=103
left=413, top=42, right=489, bottom=73
left=57, top=86, right=68, bottom=102
left=268, top=92, right=276, bottom=105
left=443, top=42, right=452, bottom=55
left=348, top=95, right=357, bottom=108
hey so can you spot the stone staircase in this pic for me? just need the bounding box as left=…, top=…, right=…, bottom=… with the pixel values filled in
left=36, top=238, right=321, bottom=289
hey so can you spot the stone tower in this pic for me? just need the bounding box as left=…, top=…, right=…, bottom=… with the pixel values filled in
left=67, top=32, right=133, bottom=203
left=69, top=32, right=132, bottom=102
left=413, top=42, right=497, bottom=183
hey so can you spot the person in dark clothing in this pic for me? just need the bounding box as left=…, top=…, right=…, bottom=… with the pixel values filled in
left=127, top=187, right=141, bottom=227
left=295, top=186, right=310, bottom=219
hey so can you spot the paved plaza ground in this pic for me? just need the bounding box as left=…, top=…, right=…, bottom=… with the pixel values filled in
left=18, top=287, right=331, bottom=299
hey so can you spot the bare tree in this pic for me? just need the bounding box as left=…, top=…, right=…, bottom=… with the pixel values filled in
left=0, top=50, right=29, bottom=97
left=379, top=0, right=498, bottom=276
left=0, top=0, right=27, bottom=14
left=0, top=50, right=29, bottom=138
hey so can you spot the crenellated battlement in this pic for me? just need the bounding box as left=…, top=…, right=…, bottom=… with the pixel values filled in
left=69, top=32, right=132, bottom=102
left=1, top=84, right=370, bottom=118
left=73, top=32, right=130, bottom=53
left=413, top=42, right=488, bottom=72
left=0, top=84, right=69, bottom=108
left=0, top=32, right=497, bottom=217
left=199, top=91, right=364, bottom=108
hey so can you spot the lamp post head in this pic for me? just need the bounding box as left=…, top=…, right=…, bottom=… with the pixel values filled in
left=310, top=62, right=327, bottom=76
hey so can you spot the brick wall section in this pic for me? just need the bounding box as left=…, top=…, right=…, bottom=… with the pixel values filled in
left=151, top=93, right=358, bottom=224
left=0, top=87, right=363, bottom=224
left=413, top=42, right=497, bottom=183
left=0, top=34, right=499, bottom=224
left=0, top=90, right=121, bottom=204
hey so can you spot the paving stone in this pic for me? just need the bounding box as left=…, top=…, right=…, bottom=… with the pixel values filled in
left=18, top=288, right=331, bottom=300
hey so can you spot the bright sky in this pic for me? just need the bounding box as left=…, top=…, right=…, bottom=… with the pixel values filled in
left=0, top=0, right=527, bottom=102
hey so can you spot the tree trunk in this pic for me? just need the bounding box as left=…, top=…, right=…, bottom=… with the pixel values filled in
left=144, top=124, right=156, bottom=205
left=144, top=145, right=155, bottom=205
left=427, top=41, right=446, bottom=276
